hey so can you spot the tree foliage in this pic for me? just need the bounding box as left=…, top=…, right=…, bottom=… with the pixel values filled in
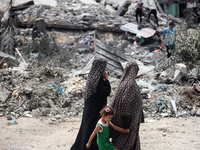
left=156, top=23, right=200, bottom=71
left=0, top=25, right=15, bottom=55
left=0, top=0, right=15, bottom=56
left=175, top=28, right=200, bottom=68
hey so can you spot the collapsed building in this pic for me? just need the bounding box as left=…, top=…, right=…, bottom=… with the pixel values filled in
left=0, top=0, right=200, bottom=121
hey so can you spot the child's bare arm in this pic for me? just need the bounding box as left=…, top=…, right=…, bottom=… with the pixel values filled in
left=86, top=125, right=101, bottom=149
left=109, top=121, right=130, bottom=133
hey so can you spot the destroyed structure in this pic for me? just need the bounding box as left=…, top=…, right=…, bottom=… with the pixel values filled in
left=0, top=0, right=200, bottom=121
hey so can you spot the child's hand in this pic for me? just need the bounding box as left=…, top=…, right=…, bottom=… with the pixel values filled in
left=121, top=129, right=130, bottom=133
left=86, top=143, right=91, bottom=149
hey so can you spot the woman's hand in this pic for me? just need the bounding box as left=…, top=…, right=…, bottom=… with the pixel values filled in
left=103, top=70, right=109, bottom=80
left=86, top=143, right=91, bottom=149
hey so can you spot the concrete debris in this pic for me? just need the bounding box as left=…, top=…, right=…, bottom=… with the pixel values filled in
left=115, top=0, right=132, bottom=16
left=0, top=51, right=20, bottom=69
left=12, top=0, right=57, bottom=7
left=0, top=0, right=199, bottom=120
left=158, top=63, right=188, bottom=83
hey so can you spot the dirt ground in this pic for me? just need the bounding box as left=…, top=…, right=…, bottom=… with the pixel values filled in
left=0, top=116, right=199, bottom=150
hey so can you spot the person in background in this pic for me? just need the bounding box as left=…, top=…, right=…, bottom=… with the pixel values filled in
left=86, top=106, right=129, bottom=150
left=70, top=58, right=111, bottom=150
left=135, top=34, right=145, bottom=46
left=186, top=0, right=197, bottom=8
left=110, top=62, right=144, bottom=150
left=145, top=6, right=159, bottom=27
left=161, top=21, right=177, bottom=58
left=133, top=0, right=144, bottom=24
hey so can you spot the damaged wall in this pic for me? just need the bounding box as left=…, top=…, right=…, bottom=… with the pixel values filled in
left=12, top=0, right=57, bottom=7
left=157, top=0, right=199, bottom=17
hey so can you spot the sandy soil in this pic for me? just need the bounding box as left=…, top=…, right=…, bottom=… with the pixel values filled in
left=0, top=116, right=199, bottom=150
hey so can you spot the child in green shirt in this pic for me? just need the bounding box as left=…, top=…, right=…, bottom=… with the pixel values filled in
left=86, top=106, right=129, bottom=150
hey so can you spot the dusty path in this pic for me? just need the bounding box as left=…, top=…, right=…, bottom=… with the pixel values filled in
left=0, top=116, right=199, bottom=150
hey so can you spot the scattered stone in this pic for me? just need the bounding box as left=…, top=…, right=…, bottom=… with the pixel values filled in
left=30, top=109, right=41, bottom=118
left=24, top=87, right=33, bottom=94
left=41, top=108, right=51, bottom=116
left=190, top=109, right=197, bottom=116
left=51, top=118, right=57, bottom=121
left=7, top=116, right=12, bottom=120
left=55, top=114, right=61, bottom=119
left=11, top=112, right=16, bottom=116
left=162, top=133, right=166, bottom=136
left=25, top=114, right=33, bottom=118
left=196, top=109, right=200, bottom=116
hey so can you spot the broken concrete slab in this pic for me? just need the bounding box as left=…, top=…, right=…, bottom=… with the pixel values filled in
left=160, top=67, right=175, bottom=79
left=173, top=70, right=182, bottom=83
left=12, top=0, right=57, bottom=7
left=120, top=60, right=155, bottom=77
left=0, top=86, right=11, bottom=103
left=137, top=60, right=155, bottom=76
left=80, top=0, right=99, bottom=5
left=115, top=0, right=132, bottom=16
left=0, top=51, right=20, bottom=69
left=78, top=13, right=98, bottom=21
left=175, top=63, right=187, bottom=74
left=120, top=23, right=156, bottom=38
left=151, top=51, right=165, bottom=64
left=12, top=0, right=33, bottom=7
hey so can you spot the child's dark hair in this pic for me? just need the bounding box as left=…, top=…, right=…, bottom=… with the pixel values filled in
left=100, top=106, right=115, bottom=116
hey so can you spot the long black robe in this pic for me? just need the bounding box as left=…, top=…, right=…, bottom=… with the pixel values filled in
left=70, top=77, right=111, bottom=150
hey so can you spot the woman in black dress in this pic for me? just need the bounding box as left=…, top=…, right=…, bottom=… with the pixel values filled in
left=70, top=58, right=111, bottom=150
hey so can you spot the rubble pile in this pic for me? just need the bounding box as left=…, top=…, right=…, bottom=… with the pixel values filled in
left=0, top=65, right=88, bottom=119
left=1, top=59, right=200, bottom=120
left=1, top=0, right=200, bottom=121
left=137, top=64, right=200, bottom=117
left=15, top=2, right=126, bottom=30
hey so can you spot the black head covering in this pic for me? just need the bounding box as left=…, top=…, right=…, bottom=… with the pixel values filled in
left=84, top=58, right=107, bottom=101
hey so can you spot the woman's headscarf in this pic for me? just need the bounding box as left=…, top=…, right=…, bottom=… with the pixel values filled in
left=119, top=61, right=139, bottom=85
left=84, top=58, right=107, bottom=101
left=110, top=61, right=143, bottom=150
left=111, top=61, right=140, bottom=117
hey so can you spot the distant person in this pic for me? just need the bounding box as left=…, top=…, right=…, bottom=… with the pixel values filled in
left=186, top=0, right=197, bottom=8
left=110, top=62, right=144, bottom=150
left=32, top=25, right=38, bottom=41
left=86, top=106, right=129, bottom=150
left=70, top=58, right=111, bottom=150
left=133, top=0, right=144, bottom=24
left=161, top=21, right=177, bottom=58
left=135, top=34, right=145, bottom=46
left=145, top=6, right=159, bottom=27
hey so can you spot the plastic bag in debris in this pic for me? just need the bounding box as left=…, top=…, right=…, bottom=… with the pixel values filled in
left=60, top=86, right=65, bottom=94
left=51, top=83, right=58, bottom=90
left=137, top=80, right=155, bottom=92
left=160, top=83, right=168, bottom=91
